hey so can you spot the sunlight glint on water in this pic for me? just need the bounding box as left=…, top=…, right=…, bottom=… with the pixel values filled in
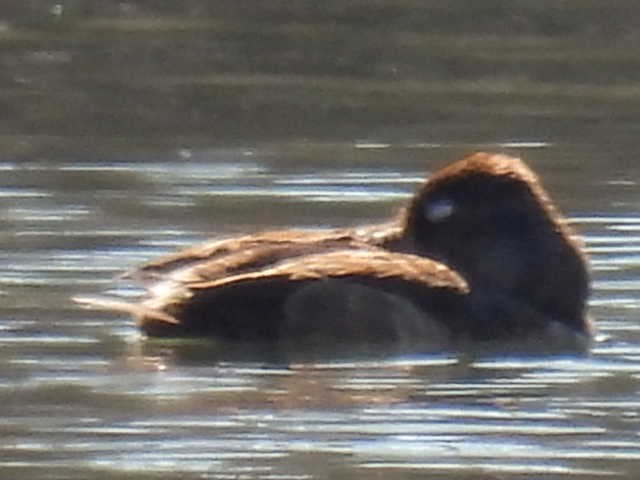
left=2, top=147, right=640, bottom=479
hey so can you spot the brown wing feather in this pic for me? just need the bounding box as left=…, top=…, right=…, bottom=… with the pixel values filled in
left=127, top=224, right=402, bottom=283
left=188, top=249, right=468, bottom=292
left=138, top=248, right=468, bottom=339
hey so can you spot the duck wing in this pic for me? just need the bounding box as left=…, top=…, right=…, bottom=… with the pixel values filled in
left=126, top=227, right=394, bottom=284
left=138, top=248, right=469, bottom=342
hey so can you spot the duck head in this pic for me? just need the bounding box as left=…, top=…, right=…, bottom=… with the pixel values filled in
left=398, top=152, right=590, bottom=334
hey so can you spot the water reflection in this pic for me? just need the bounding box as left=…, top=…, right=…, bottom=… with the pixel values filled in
left=2, top=143, right=640, bottom=480
left=3, top=1, right=640, bottom=478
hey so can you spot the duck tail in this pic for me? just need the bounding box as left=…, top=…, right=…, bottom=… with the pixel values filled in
left=72, top=295, right=180, bottom=325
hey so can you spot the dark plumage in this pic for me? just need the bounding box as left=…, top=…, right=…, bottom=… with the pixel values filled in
left=75, top=152, right=591, bottom=350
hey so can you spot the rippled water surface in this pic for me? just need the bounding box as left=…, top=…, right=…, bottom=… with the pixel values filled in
left=3, top=3, right=640, bottom=479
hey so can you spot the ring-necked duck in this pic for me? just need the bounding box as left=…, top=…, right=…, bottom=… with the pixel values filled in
left=75, top=152, right=590, bottom=351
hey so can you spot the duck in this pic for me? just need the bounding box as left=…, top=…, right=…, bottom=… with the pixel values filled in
left=75, top=152, right=591, bottom=351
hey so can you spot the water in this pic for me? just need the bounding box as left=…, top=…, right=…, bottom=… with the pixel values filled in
left=2, top=3, right=640, bottom=479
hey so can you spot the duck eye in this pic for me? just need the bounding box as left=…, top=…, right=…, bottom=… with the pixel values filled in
left=423, top=197, right=455, bottom=223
